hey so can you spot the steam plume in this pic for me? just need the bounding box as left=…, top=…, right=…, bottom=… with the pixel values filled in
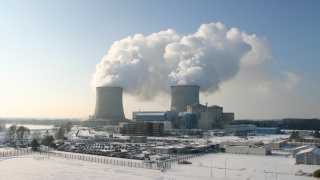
left=91, top=22, right=298, bottom=100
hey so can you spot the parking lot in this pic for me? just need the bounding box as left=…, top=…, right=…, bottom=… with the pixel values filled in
left=56, top=140, right=173, bottom=161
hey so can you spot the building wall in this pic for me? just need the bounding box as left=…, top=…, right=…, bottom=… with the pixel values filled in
left=221, top=141, right=263, bottom=147
left=292, top=145, right=313, bottom=158
left=296, top=151, right=320, bottom=165
left=224, top=125, right=239, bottom=134
left=268, top=140, right=287, bottom=149
left=208, top=106, right=223, bottom=128
left=255, top=127, right=281, bottom=134
left=133, top=111, right=168, bottom=121
left=128, top=122, right=164, bottom=136
left=298, top=130, right=313, bottom=138
left=223, top=113, right=234, bottom=124
left=225, top=146, right=271, bottom=155
left=197, top=111, right=215, bottom=130
left=147, top=147, right=175, bottom=154
left=208, top=106, right=223, bottom=120
left=187, top=104, right=206, bottom=119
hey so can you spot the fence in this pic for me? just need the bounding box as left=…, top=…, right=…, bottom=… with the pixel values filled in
left=0, top=147, right=214, bottom=171
left=0, top=148, right=37, bottom=157
left=222, top=152, right=291, bottom=158
left=39, top=151, right=212, bottom=170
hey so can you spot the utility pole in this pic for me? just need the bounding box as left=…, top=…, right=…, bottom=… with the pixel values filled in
left=225, top=157, right=228, bottom=178
left=275, top=164, right=277, bottom=180
left=210, top=159, right=212, bottom=178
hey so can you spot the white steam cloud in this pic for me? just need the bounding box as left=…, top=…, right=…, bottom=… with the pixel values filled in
left=91, top=22, right=301, bottom=100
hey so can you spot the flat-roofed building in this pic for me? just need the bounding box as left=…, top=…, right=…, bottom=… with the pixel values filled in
left=221, top=140, right=263, bottom=148
left=268, top=140, right=287, bottom=149
left=225, top=146, right=271, bottom=155
left=134, top=112, right=168, bottom=121
left=255, top=127, right=281, bottom=135
left=128, top=122, right=164, bottom=137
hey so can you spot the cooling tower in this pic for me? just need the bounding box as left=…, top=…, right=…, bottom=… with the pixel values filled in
left=81, top=86, right=130, bottom=127
left=93, top=86, right=125, bottom=119
left=170, top=85, right=200, bottom=112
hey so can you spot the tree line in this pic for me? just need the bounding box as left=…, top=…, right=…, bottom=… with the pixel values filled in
left=235, top=118, right=320, bottom=130
left=1, top=122, right=73, bottom=150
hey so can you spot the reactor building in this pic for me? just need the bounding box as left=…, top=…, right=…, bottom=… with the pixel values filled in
left=133, top=84, right=234, bottom=131
left=81, top=86, right=130, bottom=127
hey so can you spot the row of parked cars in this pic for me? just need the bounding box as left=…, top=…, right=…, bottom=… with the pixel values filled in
left=57, top=141, right=146, bottom=160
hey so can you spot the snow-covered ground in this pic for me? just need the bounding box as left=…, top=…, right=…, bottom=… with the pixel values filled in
left=0, top=150, right=318, bottom=179
left=0, top=129, right=317, bottom=179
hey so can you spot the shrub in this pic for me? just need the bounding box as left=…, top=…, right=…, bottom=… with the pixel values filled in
left=313, top=169, right=320, bottom=178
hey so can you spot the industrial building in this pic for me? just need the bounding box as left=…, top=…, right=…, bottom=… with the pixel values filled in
left=224, top=124, right=256, bottom=135
left=132, top=85, right=234, bottom=131
left=128, top=122, right=164, bottom=136
left=81, top=84, right=235, bottom=132
left=296, top=148, right=320, bottom=165
left=254, top=127, right=281, bottom=135
left=292, top=145, right=315, bottom=158
left=132, top=111, right=173, bottom=130
left=81, top=86, right=130, bottom=126
left=187, top=104, right=234, bottom=129
left=267, top=140, right=287, bottom=149
left=220, top=140, right=263, bottom=148
left=173, top=112, right=197, bottom=129
left=133, top=112, right=168, bottom=121
left=303, top=137, right=320, bottom=143
left=224, top=146, right=271, bottom=156
left=297, top=130, right=314, bottom=138
left=220, top=140, right=270, bottom=156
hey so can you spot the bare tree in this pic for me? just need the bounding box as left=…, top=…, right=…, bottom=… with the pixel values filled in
left=51, top=127, right=59, bottom=136
left=0, top=121, right=6, bottom=131
left=31, top=131, right=43, bottom=141
left=55, top=125, right=65, bottom=140
left=16, top=126, right=30, bottom=144
left=65, top=121, right=72, bottom=132
left=5, top=124, right=17, bottom=143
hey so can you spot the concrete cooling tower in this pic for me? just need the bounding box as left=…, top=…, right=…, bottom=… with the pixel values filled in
left=93, top=86, right=125, bottom=118
left=170, top=85, right=200, bottom=112
left=81, top=86, right=130, bottom=127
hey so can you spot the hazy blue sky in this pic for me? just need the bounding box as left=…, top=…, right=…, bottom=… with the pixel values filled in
left=0, top=0, right=319, bottom=119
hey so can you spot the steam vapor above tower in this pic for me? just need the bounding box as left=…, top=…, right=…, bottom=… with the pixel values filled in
left=82, top=22, right=299, bottom=126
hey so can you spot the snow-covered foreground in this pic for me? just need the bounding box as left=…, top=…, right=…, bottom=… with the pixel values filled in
left=0, top=152, right=318, bottom=180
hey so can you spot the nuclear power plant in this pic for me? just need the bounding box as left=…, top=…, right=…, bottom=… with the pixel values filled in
left=82, top=84, right=234, bottom=131
left=81, top=86, right=130, bottom=127
left=170, top=85, right=200, bottom=112
left=132, top=84, right=234, bottom=131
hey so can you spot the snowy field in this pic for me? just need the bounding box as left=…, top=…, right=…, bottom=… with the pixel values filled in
left=0, top=129, right=317, bottom=179
left=0, top=151, right=318, bottom=179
